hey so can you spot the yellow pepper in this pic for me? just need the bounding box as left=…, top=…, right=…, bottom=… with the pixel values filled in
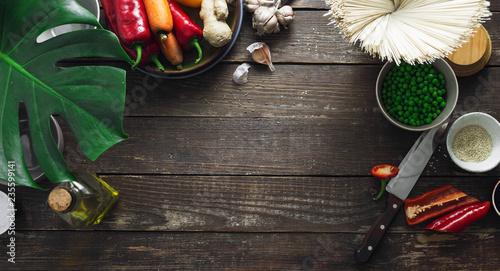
left=173, top=0, right=202, bottom=8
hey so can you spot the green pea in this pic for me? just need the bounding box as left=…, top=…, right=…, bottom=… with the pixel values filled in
left=382, top=63, right=447, bottom=127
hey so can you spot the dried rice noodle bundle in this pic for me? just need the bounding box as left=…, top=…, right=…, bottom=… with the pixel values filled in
left=324, top=0, right=491, bottom=64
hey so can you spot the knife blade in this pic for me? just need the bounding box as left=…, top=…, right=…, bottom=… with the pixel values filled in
left=354, top=119, right=450, bottom=264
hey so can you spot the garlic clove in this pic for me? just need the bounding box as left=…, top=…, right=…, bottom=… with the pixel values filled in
left=252, top=6, right=280, bottom=36
left=263, top=15, right=279, bottom=35
left=244, top=0, right=276, bottom=12
left=244, top=0, right=261, bottom=13
left=246, top=42, right=275, bottom=72
left=233, top=63, right=252, bottom=84
left=277, top=5, right=294, bottom=26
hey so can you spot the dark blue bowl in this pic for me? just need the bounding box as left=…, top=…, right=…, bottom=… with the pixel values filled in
left=135, top=0, right=243, bottom=79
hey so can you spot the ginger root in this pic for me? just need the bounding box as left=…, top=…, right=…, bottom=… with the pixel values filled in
left=200, top=0, right=233, bottom=47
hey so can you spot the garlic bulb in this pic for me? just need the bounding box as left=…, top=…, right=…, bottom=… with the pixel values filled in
left=277, top=5, right=294, bottom=27
left=233, top=63, right=252, bottom=84
left=252, top=6, right=280, bottom=36
left=246, top=42, right=275, bottom=71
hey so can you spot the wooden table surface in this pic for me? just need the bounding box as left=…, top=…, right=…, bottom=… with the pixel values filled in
left=2, top=1, right=500, bottom=270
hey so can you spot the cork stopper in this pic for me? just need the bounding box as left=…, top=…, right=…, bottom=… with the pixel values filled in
left=48, top=188, right=73, bottom=212
left=445, top=25, right=491, bottom=77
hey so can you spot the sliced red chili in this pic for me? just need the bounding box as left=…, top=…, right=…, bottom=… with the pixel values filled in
left=404, top=185, right=480, bottom=226
left=424, top=201, right=490, bottom=233
left=371, top=164, right=399, bottom=201
left=371, top=164, right=399, bottom=179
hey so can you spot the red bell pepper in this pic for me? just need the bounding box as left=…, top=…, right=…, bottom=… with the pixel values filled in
left=371, top=164, right=399, bottom=200
left=424, top=201, right=490, bottom=233
left=404, top=185, right=480, bottom=226
left=168, top=0, right=204, bottom=63
left=101, top=0, right=119, bottom=36
left=102, top=0, right=163, bottom=70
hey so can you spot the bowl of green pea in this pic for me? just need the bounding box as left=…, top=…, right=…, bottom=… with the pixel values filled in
left=376, top=58, right=459, bottom=131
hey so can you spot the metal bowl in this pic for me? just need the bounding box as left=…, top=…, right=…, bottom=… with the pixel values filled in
left=37, top=0, right=100, bottom=43
left=0, top=105, right=64, bottom=185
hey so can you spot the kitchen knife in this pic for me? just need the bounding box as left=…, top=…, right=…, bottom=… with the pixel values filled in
left=354, top=119, right=450, bottom=264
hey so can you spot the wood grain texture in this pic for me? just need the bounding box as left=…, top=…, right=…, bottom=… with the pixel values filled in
left=54, top=66, right=500, bottom=177
left=3, top=176, right=498, bottom=232
left=1, top=3, right=499, bottom=270
left=121, top=65, right=500, bottom=118
left=2, top=231, right=500, bottom=270
left=227, top=11, right=500, bottom=65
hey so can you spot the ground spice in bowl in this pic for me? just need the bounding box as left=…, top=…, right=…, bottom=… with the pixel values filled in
left=446, top=112, right=500, bottom=172
left=452, top=125, right=493, bottom=163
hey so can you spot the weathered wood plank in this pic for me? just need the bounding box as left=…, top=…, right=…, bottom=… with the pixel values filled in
left=122, top=65, right=500, bottom=119
left=2, top=231, right=500, bottom=270
left=4, top=176, right=498, bottom=232
left=55, top=113, right=500, bottom=177
left=228, top=11, right=500, bottom=65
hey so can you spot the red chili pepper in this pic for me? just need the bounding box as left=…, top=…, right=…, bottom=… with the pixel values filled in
left=125, top=41, right=165, bottom=71
left=371, top=164, right=399, bottom=200
left=168, top=0, right=204, bottom=63
left=113, top=0, right=151, bottom=69
left=102, top=0, right=161, bottom=70
left=404, top=185, right=480, bottom=226
left=101, top=0, right=119, bottom=34
left=424, top=201, right=490, bottom=233
left=371, top=164, right=399, bottom=179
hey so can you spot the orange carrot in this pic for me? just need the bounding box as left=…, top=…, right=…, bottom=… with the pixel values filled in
left=142, top=0, right=173, bottom=36
left=159, top=33, right=183, bottom=70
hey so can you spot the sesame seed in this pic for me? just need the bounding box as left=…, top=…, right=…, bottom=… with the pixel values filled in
left=452, top=125, right=493, bottom=163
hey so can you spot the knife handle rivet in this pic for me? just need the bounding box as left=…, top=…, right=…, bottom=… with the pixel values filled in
left=380, top=225, right=385, bottom=230
left=368, top=246, right=373, bottom=251
left=393, top=204, right=398, bottom=209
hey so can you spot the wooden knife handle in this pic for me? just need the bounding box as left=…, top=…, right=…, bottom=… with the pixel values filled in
left=354, top=193, right=404, bottom=264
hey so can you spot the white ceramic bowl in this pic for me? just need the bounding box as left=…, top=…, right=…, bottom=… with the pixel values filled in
left=0, top=191, right=13, bottom=235
left=37, top=0, right=100, bottom=43
left=492, top=180, right=500, bottom=217
left=446, top=112, right=500, bottom=172
left=376, top=58, right=459, bottom=132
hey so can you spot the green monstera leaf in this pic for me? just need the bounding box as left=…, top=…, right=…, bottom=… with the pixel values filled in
left=0, top=0, right=132, bottom=189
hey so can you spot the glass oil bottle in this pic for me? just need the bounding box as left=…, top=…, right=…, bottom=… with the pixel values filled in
left=47, top=172, right=119, bottom=228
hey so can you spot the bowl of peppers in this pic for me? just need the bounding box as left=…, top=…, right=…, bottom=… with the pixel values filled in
left=103, top=0, right=243, bottom=79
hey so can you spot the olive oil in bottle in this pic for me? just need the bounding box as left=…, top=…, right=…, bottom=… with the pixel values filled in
left=48, top=172, right=119, bottom=228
